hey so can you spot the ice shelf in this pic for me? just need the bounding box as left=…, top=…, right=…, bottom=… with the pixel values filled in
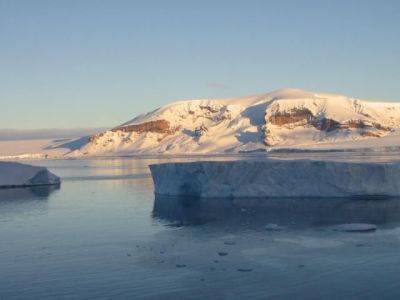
left=150, top=160, right=400, bottom=198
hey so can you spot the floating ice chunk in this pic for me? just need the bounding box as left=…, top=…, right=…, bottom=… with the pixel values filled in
left=333, top=223, right=377, bottom=232
left=150, top=160, right=400, bottom=198
left=0, top=161, right=60, bottom=188
left=224, top=241, right=236, bottom=246
left=237, top=268, right=253, bottom=272
left=264, top=224, right=284, bottom=231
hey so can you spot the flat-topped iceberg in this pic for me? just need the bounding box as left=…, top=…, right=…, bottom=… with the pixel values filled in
left=0, top=161, right=60, bottom=188
left=150, top=160, right=400, bottom=198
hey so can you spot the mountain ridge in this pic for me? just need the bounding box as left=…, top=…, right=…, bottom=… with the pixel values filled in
left=68, top=88, right=400, bottom=156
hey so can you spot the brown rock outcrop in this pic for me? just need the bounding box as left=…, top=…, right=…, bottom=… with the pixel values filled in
left=268, top=108, right=342, bottom=132
left=265, top=109, right=393, bottom=145
left=112, top=120, right=171, bottom=134
left=361, top=131, right=381, bottom=138
left=372, top=123, right=392, bottom=132
left=268, top=108, right=314, bottom=125
left=345, top=120, right=368, bottom=129
left=268, top=110, right=392, bottom=134
left=313, top=118, right=341, bottom=131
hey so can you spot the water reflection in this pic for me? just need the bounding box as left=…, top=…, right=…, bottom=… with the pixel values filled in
left=153, top=195, right=400, bottom=228
left=0, top=185, right=60, bottom=202
left=0, top=185, right=60, bottom=220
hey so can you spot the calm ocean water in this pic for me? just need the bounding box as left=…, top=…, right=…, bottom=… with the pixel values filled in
left=1, top=153, right=400, bottom=299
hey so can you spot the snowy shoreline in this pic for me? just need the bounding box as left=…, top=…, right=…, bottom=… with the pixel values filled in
left=3, top=146, right=400, bottom=162
left=150, top=160, right=400, bottom=198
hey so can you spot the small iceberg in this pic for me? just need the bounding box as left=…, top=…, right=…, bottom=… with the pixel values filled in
left=264, top=223, right=284, bottom=231
left=150, top=160, right=400, bottom=198
left=333, top=223, right=377, bottom=232
left=0, top=161, right=60, bottom=188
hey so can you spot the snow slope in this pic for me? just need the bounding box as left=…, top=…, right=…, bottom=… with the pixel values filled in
left=3, top=89, right=399, bottom=159
left=150, top=160, right=400, bottom=198
left=0, top=128, right=104, bottom=160
left=64, top=88, right=400, bottom=156
left=0, top=136, right=92, bottom=160
left=0, top=161, right=60, bottom=188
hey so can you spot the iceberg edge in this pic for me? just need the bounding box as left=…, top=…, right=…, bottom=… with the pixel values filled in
left=0, top=161, right=61, bottom=189
left=150, top=160, right=400, bottom=198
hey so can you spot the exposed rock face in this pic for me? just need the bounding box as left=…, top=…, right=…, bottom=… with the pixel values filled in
left=267, top=109, right=390, bottom=133
left=268, top=108, right=315, bottom=126
left=361, top=131, right=380, bottom=138
left=313, top=118, right=341, bottom=131
left=188, top=104, right=231, bottom=123
left=267, top=108, right=345, bottom=132
left=373, top=123, right=392, bottom=132
left=68, top=88, right=400, bottom=156
left=199, top=105, right=220, bottom=114
left=86, top=119, right=181, bottom=150
left=264, top=105, right=394, bottom=146
left=112, top=120, right=171, bottom=134
left=194, top=124, right=208, bottom=138
left=88, top=134, right=101, bottom=143
left=344, top=120, right=392, bottom=132
left=346, top=120, right=368, bottom=129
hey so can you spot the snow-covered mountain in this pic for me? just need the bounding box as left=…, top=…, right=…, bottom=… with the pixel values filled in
left=70, top=88, right=400, bottom=156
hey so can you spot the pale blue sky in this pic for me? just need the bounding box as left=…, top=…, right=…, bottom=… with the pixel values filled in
left=1, top=0, right=399, bottom=129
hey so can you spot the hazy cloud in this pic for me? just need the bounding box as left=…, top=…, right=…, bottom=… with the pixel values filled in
left=0, top=128, right=108, bottom=141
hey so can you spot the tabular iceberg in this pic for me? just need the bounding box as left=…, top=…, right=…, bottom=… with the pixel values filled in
left=0, top=161, right=60, bottom=188
left=150, top=160, right=400, bottom=198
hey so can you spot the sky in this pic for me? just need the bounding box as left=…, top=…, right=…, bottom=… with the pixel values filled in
left=1, top=0, right=399, bottom=129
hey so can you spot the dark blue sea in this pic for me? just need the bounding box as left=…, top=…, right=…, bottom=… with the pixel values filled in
left=1, top=153, right=400, bottom=299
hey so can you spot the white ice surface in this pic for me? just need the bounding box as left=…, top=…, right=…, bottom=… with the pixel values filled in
left=0, top=139, right=71, bottom=159
left=150, top=160, right=400, bottom=198
left=73, top=88, right=400, bottom=156
left=0, top=161, right=60, bottom=188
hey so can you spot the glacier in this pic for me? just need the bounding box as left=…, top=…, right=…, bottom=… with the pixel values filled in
left=0, top=161, right=60, bottom=188
left=150, top=160, right=400, bottom=198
